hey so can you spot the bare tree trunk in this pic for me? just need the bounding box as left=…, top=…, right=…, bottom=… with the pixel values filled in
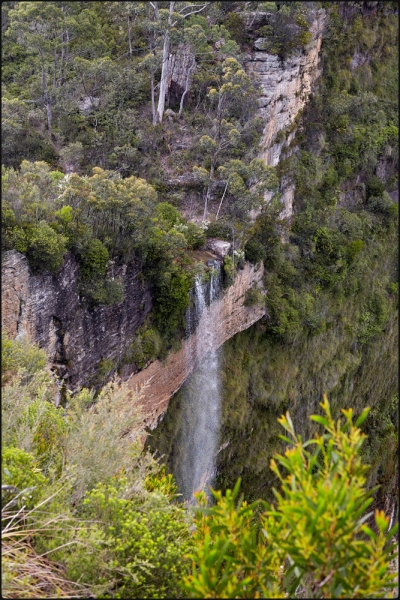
left=155, top=1, right=174, bottom=124
left=151, top=71, right=156, bottom=125
left=128, top=16, right=133, bottom=59
left=203, top=161, right=215, bottom=221
left=177, top=56, right=196, bottom=119
left=156, top=31, right=170, bottom=123
left=53, top=50, right=57, bottom=88
left=46, top=99, right=52, bottom=131
left=216, top=181, right=229, bottom=220
left=41, top=59, right=52, bottom=132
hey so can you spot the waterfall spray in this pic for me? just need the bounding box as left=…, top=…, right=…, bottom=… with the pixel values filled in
left=174, top=263, right=222, bottom=501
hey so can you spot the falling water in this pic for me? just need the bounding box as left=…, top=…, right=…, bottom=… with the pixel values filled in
left=174, top=263, right=222, bottom=502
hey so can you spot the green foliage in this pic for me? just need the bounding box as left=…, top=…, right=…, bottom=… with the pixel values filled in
left=1, top=334, right=194, bottom=598
left=223, top=12, right=247, bottom=47
left=79, top=238, right=109, bottom=280
left=26, top=221, right=67, bottom=272
left=184, top=222, right=206, bottom=250
left=144, top=464, right=178, bottom=499
left=244, top=284, right=264, bottom=307
left=183, top=398, right=398, bottom=598
left=79, top=277, right=125, bottom=306
left=366, top=175, right=386, bottom=200
left=206, top=221, right=232, bottom=240
left=77, top=237, right=126, bottom=305
left=154, top=202, right=184, bottom=229
left=2, top=446, right=47, bottom=509
left=223, top=255, right=235, bottom=283
left=74, top=476, right=193, bottom=598
left=255, top=3, right=313, bottom=59
left=123, top=325, right=162, bottom=370
left=1, top=332, right=47, bottom=383
left=153, top=266, right=193, bottom=339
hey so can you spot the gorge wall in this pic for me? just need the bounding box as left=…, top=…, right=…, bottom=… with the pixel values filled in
left=1, top=249, right=153, bottom=389
left=244, top=9, right=326, bottom=219
left=1, top=250, right=265, bottom=427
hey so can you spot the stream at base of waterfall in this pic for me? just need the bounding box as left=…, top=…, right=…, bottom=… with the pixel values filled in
left=173, top=263, right=222, bottom=502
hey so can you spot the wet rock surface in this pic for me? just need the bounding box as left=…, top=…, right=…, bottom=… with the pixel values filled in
left=126, top=261, right=266, bottom=429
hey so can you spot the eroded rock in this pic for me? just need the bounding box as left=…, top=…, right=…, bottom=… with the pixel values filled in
left=206, top=239, right=231, bottom=258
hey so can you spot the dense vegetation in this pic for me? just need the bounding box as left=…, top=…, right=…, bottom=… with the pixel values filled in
left=1, top=334, right=397, bottom=598
left=148, top=1, right=398, bottom=510
left=1, top=1, right=398, bottom=596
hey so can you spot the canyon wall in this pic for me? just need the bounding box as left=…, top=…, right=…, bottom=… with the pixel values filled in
left=126, top=261, right=265, bottom=429
left=1, top=250, right=153, bottom=389
left=2, top=250, right=265, bottom=427
left=244, top=9, right=326, bottom=219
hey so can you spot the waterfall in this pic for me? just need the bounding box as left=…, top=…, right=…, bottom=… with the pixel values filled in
left=174, top=262, right=222, bottom=502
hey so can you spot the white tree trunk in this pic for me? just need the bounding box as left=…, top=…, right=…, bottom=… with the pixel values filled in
left=155, top=1, right=174, bottom=124
left=178, top=55, right=196, bottom=119
left=151, top=71, right=156, bottom=125
left=156, top=30, right=170, bottom=124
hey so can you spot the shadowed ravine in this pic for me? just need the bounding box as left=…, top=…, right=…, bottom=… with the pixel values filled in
left=173, top=264, right=222, bottom=501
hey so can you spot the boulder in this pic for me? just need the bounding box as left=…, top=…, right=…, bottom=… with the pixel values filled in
left=206, top=239, right=231, bottom=259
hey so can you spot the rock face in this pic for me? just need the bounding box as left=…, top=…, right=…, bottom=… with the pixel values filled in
left=244, top=9, right=326, bottom=219
left=2, top=251, right=265, bottom=427
left=167, top=44, right=196, bottom=106
left=1, top=250, right=153, bottom=389
left=126, top=261, right=266, bottom=429
left=206, top=239, right=232, bottom=258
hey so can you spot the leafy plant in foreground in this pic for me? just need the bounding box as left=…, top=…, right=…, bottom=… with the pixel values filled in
left=183, top=397, right=398, bottom=598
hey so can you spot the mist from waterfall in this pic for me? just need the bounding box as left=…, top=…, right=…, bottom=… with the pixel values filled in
left=174, top=263, right=222, bottom=502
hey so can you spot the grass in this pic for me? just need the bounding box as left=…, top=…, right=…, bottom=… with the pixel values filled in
left=2, top=499, right=92, bottom=599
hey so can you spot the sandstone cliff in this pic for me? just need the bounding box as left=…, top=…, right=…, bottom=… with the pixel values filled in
left=1, top=250, right=153, bottom=389
left=2, top=250, right=265, bottom=426
left=126, top=262, right=265, bottom=429
left=244, top=9, right=326, bottom=219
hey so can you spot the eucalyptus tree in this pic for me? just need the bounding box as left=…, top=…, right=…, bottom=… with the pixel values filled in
left=148, top=1, right=209, bottom=124
left=192, top=58, right=258, bottom=219
left=6, top=2, right=103, bottom=132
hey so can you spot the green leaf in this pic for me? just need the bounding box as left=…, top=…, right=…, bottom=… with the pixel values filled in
left=355, top=407, right=371, bottom=428
left=310, top=415, right=330, bottom=428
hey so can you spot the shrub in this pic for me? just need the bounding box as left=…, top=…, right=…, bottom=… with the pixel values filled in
left=154, top=202, right=184, bottom=229
left=185, top=222, right=206, bottom=249
left=71, top=475, right=193, bottom=598
left=153, top=267, right=192, bottom=338
left=366, top=192, right=394, bottom=215
left=79, top=238, right=109, bottom=280
left=1, top=332, right=47, bottom=383
left=183, top=398, right=398, bottom=598
left=223, top=12, right=247, bottom=46
left=2, top=446, right=47, bottom=509
left=79, top=277, right=125, bottom=305
left=223, top=255, right=235, bottom=283
left=206, top=221, right=232, bottom=240
left=26, top=221, right=67, bottom=272
left=123, top=326, right=162, bottom=369
left=366, top=175, right=386, bottom=200
left=244, top=285, right=263, bottom=307
left=244, top=238, right=265, bottom=264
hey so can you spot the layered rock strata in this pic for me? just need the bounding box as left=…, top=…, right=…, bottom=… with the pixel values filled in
left=2, top=250, right=265, bottom=427
left=126, top=261, right=266, bottom=429
left=244, top=9, right=326, bottom=218
left=1, top=250, right=153, bottom=389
